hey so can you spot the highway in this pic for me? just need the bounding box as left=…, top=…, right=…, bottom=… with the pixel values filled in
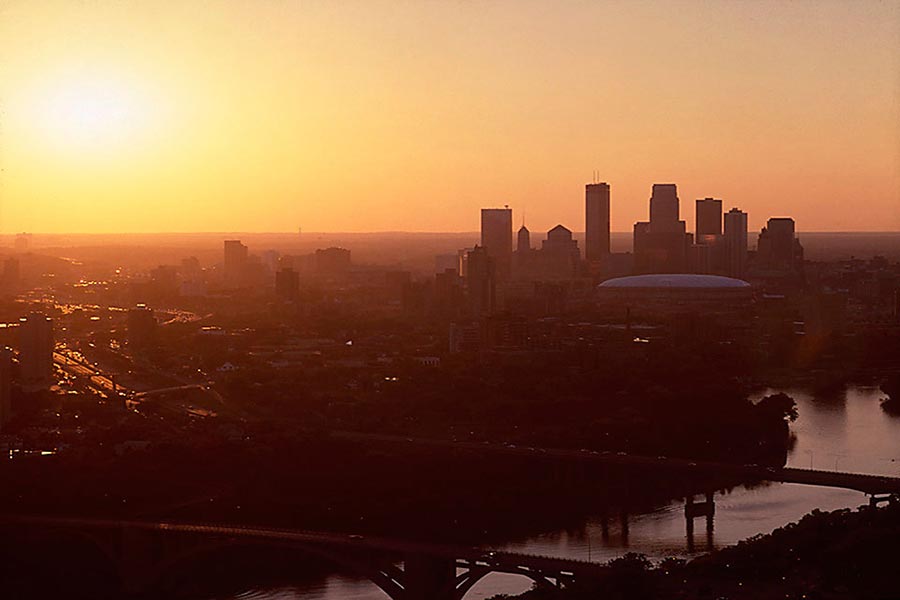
left=53, top=350, right=129, bottom=398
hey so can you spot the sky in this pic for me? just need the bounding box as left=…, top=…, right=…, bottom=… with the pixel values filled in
left=0, top=0, right=898, bottom=234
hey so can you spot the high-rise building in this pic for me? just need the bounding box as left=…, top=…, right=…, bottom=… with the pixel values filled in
left=541, top=225, right=582, bottom=279
left=757, top=217, right=804, bottom=273
left=649, top=184, right=680, bottom=228
left=585, top=182, right=610, bottom=263
left=481, top=208, right=513, bottom=280
left=315, top=247, right=351, bottom=274
left=692, top=198, right=724, bottom=274
left=633, top=184, right=691, bottom=273
left=696, top=198, right=723, bottom=237
left=723, top=208, right=749, bottom=279
left=19, top=313, right=53, bottom=388
left=517, top=224, right=531, bottom=253
left=223, top=240, right=249, bottom=285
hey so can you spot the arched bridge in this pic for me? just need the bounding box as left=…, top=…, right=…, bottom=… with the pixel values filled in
left=0, top=515, right=607, bottom=600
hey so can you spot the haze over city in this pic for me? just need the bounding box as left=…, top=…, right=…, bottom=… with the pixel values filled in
left=2, top=2, right=900, bottom=600
left=1, top=0, right=899, bottom=234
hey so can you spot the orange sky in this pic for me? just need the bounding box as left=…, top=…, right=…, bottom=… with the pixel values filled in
left=1, top=1, right=898, bottom=234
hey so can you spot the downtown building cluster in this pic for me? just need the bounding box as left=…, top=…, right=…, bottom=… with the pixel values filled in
left=457, top=181, right=805, bottom=320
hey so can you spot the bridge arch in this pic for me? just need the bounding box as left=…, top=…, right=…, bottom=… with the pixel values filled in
left=138, top=537, right=404, bottom=599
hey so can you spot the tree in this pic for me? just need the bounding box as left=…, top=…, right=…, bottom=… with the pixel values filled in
left=756, top=392, right=799, bottom=423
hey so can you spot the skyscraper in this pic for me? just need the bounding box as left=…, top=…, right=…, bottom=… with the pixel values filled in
left=480, top=208, right=513, bottom=280
left=633, top=184, right=690, bottom=273
left=649, top=184, right=680, bottom=228
left=692, top=198, right=724, bottom=274
left=757, top=217, right=804, bottom=273
left=19, top=313, right=53, bottom=389
left=541, top=225, right=581, bottom=279
left=585, top=182, right=610, bottom=263
left=723, top=208, right=748, bottom=279
left=516, top=224, right=531, bottom=253
left=223, top=239, right=248, bottom=285
left=696, top=198, right=723, bottom=237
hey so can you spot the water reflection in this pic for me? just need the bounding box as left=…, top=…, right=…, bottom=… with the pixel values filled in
left=230, top=386, right=900, bottom=600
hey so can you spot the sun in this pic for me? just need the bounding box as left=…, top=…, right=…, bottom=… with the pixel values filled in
left=38, top=73, right=155, bottom=150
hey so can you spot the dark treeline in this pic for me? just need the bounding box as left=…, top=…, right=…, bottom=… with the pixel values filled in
left=494, top=503, right=900, bottom=600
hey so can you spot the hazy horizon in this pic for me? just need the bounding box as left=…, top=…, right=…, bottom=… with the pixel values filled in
left=2, top=0, right=898, bottom=234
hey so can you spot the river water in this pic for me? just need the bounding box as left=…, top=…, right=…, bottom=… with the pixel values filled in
left=228, top=385, right=900, bottom=600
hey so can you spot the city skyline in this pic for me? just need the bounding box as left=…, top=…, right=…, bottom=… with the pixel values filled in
left=1, top=1, right=898, bottom=234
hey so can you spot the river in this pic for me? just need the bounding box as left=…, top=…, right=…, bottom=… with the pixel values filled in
left=226, top=385, right=900, bottom=599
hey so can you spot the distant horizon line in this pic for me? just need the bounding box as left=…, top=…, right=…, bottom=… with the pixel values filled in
left=3, top=230, right=900, bottom=237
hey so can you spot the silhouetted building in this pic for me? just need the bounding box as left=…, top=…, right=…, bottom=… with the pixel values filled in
left=757, top=218, right=804, bottom=274
left=465, top=246, right=496, bottom=317
left=688, top=243, right=713, bottom=274
left=127, top=304, right=157, bottom=348
left=223, top=240, right=248, bottom=285
left=541, top=225, right=581, bottom=279
left=724, top=208, right=749, bottom=279
left=633, top=184, right=691, bottom=273
left=481, top=208, right=513, bottom=280
left=315, top=247, right=351, bottom=275
left=517, top=224, right=531, bottom=253
left=275, top=268, right=300, bottom=300
left=650, top=183, right=680, bottom=225
left=585, top=182, right=611, bottom=263
left=18, top=313, right=53, bottom=388
left=696, top=198, right=723, bottom=237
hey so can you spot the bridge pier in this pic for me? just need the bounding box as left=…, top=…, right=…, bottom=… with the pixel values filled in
left=403, top=554, right=457, bottom=600
left=684, top=492, right=715, bottom=552
left=685, top=492, right=715, bottom=519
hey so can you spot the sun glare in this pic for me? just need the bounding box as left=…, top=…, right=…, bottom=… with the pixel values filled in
left=38, top=75, right=155, bottom=150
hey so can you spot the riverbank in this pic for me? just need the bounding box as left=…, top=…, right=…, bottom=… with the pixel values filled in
left=495, top=502, right=900, bottom=600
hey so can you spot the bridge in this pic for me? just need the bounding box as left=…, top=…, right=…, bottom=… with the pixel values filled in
left=0, top=515, right=607, bottom=600
left=331, top=431, right=900, bottom=498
